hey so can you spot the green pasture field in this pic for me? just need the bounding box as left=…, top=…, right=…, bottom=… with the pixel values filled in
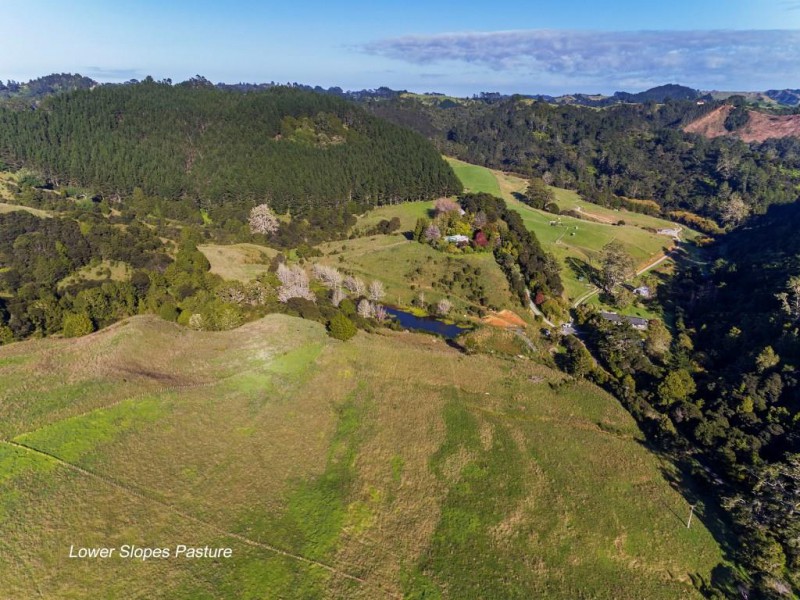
left=0, top=314, right=725, bottom=598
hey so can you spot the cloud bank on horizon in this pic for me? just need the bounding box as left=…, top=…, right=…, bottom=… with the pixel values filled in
left=362, top=29, right=800, bottom=92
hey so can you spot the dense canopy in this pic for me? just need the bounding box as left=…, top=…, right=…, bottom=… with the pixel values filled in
left=0, top=81, right=461, bottom=215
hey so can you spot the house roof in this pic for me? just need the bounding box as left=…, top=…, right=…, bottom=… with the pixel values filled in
left=600, top=311, right=623, bottom=323
left=600, top=311, right=648, bottom=328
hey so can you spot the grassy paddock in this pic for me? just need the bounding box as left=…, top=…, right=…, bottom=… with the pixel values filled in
left=57, top=260, right=132, bottom=290
left=198, top=243, right=278, bottom=281
left=0, top=314, right=725, bottom=598
left=446, top=157, right=503, bottom=197
left=441, top=158, right=688, bottom=303
left=314, top=234, right=518, bottom=313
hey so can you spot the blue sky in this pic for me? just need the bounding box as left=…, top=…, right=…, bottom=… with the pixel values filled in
left=2, top=0, right=799, bottom=95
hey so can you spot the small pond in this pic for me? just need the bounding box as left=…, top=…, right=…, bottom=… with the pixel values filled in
left=385, top=307, right=470, bottom=340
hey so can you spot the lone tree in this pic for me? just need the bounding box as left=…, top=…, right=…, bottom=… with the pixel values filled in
left=436, top=298, right=452, bottom=316
left=249, top=203, right=279, bottom=235
left=599, top=241, right=635, bottom=294
left=523, top=178, right=554, bottom=209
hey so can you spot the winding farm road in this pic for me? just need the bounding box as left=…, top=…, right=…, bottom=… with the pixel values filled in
left=571, top=246, right=679, bottom=309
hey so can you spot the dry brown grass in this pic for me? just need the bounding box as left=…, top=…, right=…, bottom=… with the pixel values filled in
left=198, top=243, right=277, bottom=281
left=0, top=315, right=723, bottom=598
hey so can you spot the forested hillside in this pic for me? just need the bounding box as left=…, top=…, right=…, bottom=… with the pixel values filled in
left=0, top=80, right=461, bottom=215
left=365, top=96, right=800, bottom=225
left=570, top=202, right=800, bottom=596
left=0, top=73, right=96, bottom=101
left=673, top=203, right=800, bottom=594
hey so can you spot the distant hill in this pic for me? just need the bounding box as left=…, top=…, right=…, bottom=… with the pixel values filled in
left=765, top=88, right=800, bottom=106
left=612, top=83, right=700, bottom=103
left=0, top=81, right=461, bottom=214
left=521, top=84, right=700, bottom=107
left=0, top=73, right=96, bottom=101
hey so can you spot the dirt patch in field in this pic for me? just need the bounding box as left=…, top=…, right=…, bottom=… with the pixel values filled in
left=576, top=209, right=616, bottom=224
left=482, top=309, right=527, bottom=328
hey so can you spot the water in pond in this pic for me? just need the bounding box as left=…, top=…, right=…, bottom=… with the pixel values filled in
left=385, top=307, right=469, bottom=339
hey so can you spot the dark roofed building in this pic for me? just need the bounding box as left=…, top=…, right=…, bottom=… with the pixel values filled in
left=600, top=311, right=649, bottom=331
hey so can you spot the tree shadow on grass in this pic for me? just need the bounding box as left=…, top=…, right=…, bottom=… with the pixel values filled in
left=634, top=438, right=742, bottom=597
left=566, top=256, right=601, bottom=288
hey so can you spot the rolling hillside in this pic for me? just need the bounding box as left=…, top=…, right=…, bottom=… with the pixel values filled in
left=0, top=82, right=461, bottom=215
left=684, top=104, right=800, bottom=142
left=442, top=158, right=685, bottom=303
left=0, top=314, right=724, bottom=598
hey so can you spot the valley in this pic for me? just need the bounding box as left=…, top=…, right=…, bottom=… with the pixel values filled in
left=1, top=73, right=798, bottom=598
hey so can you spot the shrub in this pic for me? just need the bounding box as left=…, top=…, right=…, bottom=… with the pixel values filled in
left=158, top=302, right=179, bottom=322
left=62, top=312, right=94, bottom=338
left=328, top=313, right=357, bottom=341
left=339, top=298, right=356, bottom=317
left=544, top=202, right=561, bottom=215
left=0, top=325, right=14, bottom=345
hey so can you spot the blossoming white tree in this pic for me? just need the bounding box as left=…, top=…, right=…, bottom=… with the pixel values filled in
left=368, top=280, right=385, bottom=302
left=277, top=263, right=314, bottom=303
left=344, top=275, right=366, bottom=297
left=249, top=203, right=279, bottom=235
left=312, top=264, right=343, bottom=289
left=357, top=299, right=374, bottom=319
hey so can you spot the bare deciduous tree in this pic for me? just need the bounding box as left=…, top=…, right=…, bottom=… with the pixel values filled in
left=373, top=304, right=389, bottom=323
left=368, top=280, right=385, bottom=302
left=357, top=299, right=374, bottom=319
left=312, top=264, right=343, bottom=289
left=344, top=275, right=366, bottom=297
left=331, top=287, right=346, bottom=307
left=249, top=203, right=279, bottom=235
left=719, top=193, right=750, bottom=227
left=277, top=263, right=314, bottom=303
left=436, top=298, right=452, bottom=316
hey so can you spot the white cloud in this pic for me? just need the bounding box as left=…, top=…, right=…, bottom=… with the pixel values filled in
left=361, top=30, right=800, bottom=91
